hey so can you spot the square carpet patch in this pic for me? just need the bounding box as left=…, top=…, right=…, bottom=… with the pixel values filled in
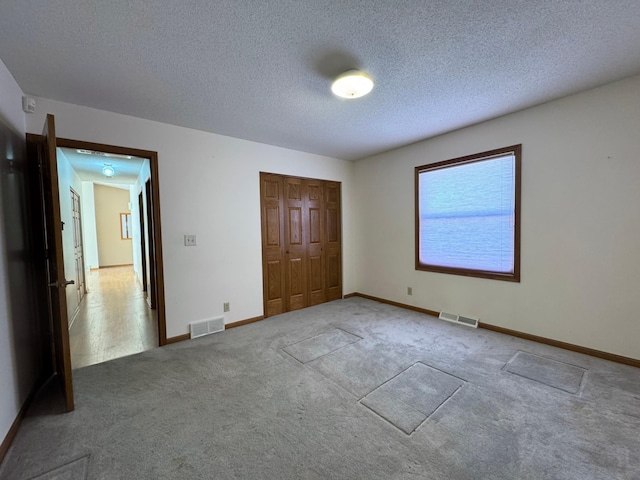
left=503, top=351, right=586, bottom=394
left=307, top=342, right=413, bottom=398
left=28, top=454, right=90, bottom=480
left=283, top=328, right=361, bottom=363
left=360, top=362, right=464, bottom=435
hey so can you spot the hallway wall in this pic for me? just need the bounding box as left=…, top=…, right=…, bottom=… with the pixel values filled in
left=94, top=184, right=133, bottom=267
left=56, top=148, right=84, bottom=321
left=0, top=58, right=40, bottom=453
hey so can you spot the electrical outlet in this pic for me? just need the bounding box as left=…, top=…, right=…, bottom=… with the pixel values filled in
left=407, top=287, right=413, bottom=295
left=223, top=302, right=230, bottom=312
left=184, top=234, right=197, bottom=246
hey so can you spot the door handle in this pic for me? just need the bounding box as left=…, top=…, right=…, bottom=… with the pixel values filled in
left=48, top=279, right=75, bottom=288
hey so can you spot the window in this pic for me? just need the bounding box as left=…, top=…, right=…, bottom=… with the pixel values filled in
left=415, top=145, right=521, bottom=282
left=120, top=212, right=133, bottom=239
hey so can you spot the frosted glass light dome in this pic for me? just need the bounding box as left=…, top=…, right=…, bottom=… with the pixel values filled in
left=331, top=70, right=374, bottom=99
left=102, top=164, right=115, bottom=177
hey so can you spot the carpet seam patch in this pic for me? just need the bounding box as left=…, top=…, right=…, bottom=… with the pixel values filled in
left=504, top=369, right=584, bottom=394
left=358, top=361, right=423, bottom=400
left=281, top=327, right=363, bottom=364
left=27, top=453, right=91, bottom=480
left=358, top=396, right=426, bottom=435
left=427, top=384, right=465, bottom=421
left=359, top=362, right=467, bottom=435
left=505, top=350, right=589, bottom=371
left=359, top=361, right=467, bottom=400
left=502, top=350, right=588, bottom=395
left=283, top=327, right=364, bottom=349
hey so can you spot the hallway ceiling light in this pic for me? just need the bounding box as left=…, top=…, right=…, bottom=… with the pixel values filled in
left=331, top=70, right=374, bottom=99
left=102, top=164, right=115, bottom=177
left=104, top=152, right=133, bottom=160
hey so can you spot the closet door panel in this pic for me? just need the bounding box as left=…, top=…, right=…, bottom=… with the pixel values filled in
left=285, top=177, right=308, bottom=310
left=260, top=174, right=286, bottom=316
left=306, top=179, right=326, bottom=306
left=325, top=182, right=342, bottom=301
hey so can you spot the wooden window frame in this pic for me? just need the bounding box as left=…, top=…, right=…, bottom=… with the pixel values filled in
left=414, top=144, right=522, bottom=282
left=120, top=212, right=133, bottom=239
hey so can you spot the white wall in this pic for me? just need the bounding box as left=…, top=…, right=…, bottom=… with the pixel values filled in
left=353, top=74, right=640, bottom=360
left=56, top=148, right=84, bottom=321
left=26, top=99, right=355, bottom=338
left=94, top=184, right=134, bottom=266
left=131, top=160, right=151, bottom=288
left=81, top=182, right=99, bottom=271
left=0, top=58, right=31, bottom=448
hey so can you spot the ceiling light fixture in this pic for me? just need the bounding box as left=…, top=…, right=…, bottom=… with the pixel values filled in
left=331, top=69, right=374, bottom=99
left=104, top=153, right=133, bottom=159
left=102, top=164, right=115, bottom=177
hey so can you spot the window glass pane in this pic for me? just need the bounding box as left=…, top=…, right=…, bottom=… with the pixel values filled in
left=417, top=152, right=517, bottom=275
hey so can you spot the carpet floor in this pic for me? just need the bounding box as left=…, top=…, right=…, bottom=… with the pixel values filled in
left=1, top=297, right=639, bottom=479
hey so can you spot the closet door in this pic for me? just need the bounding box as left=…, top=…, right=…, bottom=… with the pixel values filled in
left=260, top=174, right=286, bottom=317
left=325, top=181, right=342, bottom=301
left=306, top=179, right=326, bottom=306
left=284, top=177, right=308, bottom=311
left=260, top=172, right=342, bottom=317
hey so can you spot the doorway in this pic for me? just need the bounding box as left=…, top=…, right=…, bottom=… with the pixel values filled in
left=56, top=138, right=167, bottom=353
left=28, top=130, right=168, bottom=379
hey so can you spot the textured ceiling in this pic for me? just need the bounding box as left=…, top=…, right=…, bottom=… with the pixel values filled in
left=2, top=1, right=640, bottom=160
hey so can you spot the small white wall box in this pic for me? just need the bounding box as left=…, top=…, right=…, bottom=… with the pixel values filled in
left=22, top=96, right=36, bottom=113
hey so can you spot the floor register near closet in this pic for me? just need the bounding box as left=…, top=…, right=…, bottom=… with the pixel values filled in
left=260, top=172, right=342, bottom=317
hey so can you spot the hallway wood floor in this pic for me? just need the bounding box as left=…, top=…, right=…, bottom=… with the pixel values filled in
left=69, top=266, right=158, bottom=369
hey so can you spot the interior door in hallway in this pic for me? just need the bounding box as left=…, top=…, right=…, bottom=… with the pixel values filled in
left=260, top=172, right=341, bottom=317
left=70, top=187, right=85, bottom=306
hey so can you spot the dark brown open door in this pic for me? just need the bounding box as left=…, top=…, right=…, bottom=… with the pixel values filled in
left=138, top=191, right=147, bottom=294
left=145, top=178, right=157, bottom=309
left=41, top=114, right=74, bottom=411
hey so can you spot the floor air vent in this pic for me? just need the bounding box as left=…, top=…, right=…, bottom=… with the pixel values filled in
left=439, top=311, right=479, bottom=329
left=190, top=316, right=225, bottom=339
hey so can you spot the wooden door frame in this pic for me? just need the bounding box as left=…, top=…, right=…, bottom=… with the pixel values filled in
left=144, top=178, right=157, bottom=310
left=138, top=191, right=148, bottom=294
left=51, top=137, right=167, bottom=345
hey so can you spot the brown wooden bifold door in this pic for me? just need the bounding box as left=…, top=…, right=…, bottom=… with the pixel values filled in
left=261, top=174, right=286, bottom=317
left=324, top=181, right=342, bottom=302
left=260, top=172, right=342, bottom=317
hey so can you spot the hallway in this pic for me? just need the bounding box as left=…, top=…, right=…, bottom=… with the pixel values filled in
left=69, top=266, right=158, bottom=369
